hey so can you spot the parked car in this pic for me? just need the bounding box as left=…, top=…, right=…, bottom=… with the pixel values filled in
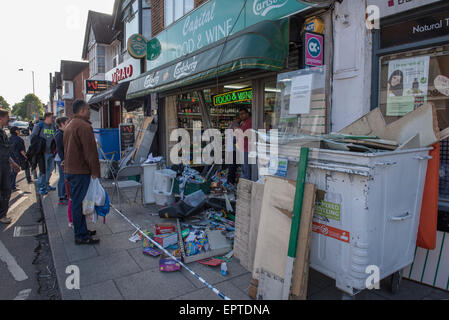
left=8, top=116, right=17, bottom=129
left=11, top=121, right=30, bottom=136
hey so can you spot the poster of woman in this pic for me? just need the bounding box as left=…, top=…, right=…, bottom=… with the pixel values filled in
left=386, top=56, right=430, bottom=116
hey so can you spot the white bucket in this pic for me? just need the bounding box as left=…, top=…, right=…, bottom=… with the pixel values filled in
left=154, top=169, right=177, bottom=194
left=154, top=191, right=175, bottom=207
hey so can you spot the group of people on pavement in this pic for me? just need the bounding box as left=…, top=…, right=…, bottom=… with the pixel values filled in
left=0, top=100, right=101, bottom=245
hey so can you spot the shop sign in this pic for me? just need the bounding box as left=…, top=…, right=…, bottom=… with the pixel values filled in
left=86, top=80, right=109, bottom=95
left=106, top=59, right=141, bottom=84
left=174, top=57, right=199, bottom=80
left=368, top=0, right=441, bottom=19
left=147, top=38, right=162, bottom=61
left=143, top=72, right=161, bottom=89
left=128, top=34, right=148, bottom=59
left=147, top=0, right=310, bottom=68
left=304, top=32, right=324, bottom=67
left=111, top=65, right=133, bottom=84
left=212, top=88, right=253, bottom=106
left=381, top=9, right=449, bottom=48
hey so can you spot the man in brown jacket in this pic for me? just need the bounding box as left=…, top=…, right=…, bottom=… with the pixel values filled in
left=64, top=100, right=100, bottom=245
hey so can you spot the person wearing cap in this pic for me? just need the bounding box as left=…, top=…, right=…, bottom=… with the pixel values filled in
left=0, top=109, right=20, bottom=225
left=9, top=126, right=32, bottom=191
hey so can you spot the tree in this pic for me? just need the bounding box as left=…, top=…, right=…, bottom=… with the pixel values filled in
left=0, top=96, right=10, bottom=111
left=12, top=94, right=43, bottom=121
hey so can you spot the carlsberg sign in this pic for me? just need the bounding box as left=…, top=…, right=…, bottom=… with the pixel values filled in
left=147, top=0, right=310, bottom=70
left=253, top=0, right=289, bottom=17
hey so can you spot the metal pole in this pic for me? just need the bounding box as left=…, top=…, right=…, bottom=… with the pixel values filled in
left=32, top=71, right=35, bottom=95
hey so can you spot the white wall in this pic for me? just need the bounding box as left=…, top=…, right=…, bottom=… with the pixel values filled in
left=331, top=0, right=373, bottom=132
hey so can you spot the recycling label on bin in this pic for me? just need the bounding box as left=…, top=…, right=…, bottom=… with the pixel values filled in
left=312, top=222, right=350, bottom=244
left=314, top=191, right=342, bottom=222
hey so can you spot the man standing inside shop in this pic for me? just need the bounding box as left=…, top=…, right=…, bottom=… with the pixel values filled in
left=0, top=109, right=20, bottom=225
left=238, top=108, right=255, bottom=181
left=64, top=100, right=100, bottom=245
left=31, top=112, right=56, bottom=195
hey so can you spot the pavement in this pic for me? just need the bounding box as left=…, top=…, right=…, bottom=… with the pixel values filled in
left=40, top=173, right=449, bottom=300
left=0, top=171, right=60, bottom=300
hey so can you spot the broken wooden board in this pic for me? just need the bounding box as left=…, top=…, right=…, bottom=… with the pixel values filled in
left=291, top=184, right=317, bottom=300
left=440, top=127, right=449, bottom=142
left=380, top=103, right=440, bottom=148
left=248, top=182, right=264, bottom=274
left=341, top=139, right=398, bottom=151
left=252, top=177, right=297, bottom=281
left=339, top=108, right=386, bottom=136
left=234, top=179, right=253, bottom=271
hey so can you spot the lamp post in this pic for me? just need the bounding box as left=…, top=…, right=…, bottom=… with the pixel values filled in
left=18, top=68, right=35, bottom=95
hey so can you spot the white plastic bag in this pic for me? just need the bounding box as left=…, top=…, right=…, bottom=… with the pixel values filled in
left=82, top=178, right=105, bottom=216
left=94, top=179, right=106, bottom=207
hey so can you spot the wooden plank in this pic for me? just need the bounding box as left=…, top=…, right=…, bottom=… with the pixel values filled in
left=252, top=177, right=297, bottom=280
left=248, top=182, right=265, bottom=273
left=341, top=139, right=398, bottom=151
left=291, top=184, right=317, bottom=299
left=234, top=179, right=254, bottom=271
left=440, top=127, right=449, bottom=141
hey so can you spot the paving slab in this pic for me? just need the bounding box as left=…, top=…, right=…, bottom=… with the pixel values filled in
left=93, top=231, right=141, bottom=257
left=180, top=259, right=249, bottom=289
left=75, top=250, right=141, bottom=288
left=115, top=268, right=196, bottom=300
left=173, top=281, right=252, bottom=300
left=127, top=247, right=161, bottom=271
left=80, top=280, right=124, bottom=300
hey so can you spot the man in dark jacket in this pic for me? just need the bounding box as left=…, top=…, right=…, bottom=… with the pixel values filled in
left=0, top=109, right=20, bottom=225
left=9, top=127, right=32, bottom=191
left=64, top=100, right=100, bottom=245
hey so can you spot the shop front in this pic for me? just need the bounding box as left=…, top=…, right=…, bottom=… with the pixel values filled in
left=127, top=0, right=332, bottom=180
left=371, top=0, right=449, bottom=291
left=89, top=58, right=145, bottom=129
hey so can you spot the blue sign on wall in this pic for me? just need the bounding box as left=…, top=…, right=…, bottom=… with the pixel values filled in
left=57, top=100, right=65, bottom=107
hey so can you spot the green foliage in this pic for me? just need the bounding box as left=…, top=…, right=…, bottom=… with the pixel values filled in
left=12, top=94, right=43, bottom=121
left=0, top=96, right=10, bottom=111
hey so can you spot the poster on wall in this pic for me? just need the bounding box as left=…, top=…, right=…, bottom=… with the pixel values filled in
left=289, top=74, right=313, bottom=115
left=386, top=56, right=430, bottom=117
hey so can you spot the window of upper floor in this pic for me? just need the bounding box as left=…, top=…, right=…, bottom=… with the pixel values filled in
left=88, top=44, right=106, bottom=77
left=165, top=0, right=194, bottom=27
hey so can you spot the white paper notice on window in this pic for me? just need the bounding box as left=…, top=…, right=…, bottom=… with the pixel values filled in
left=289, top=74, right=313, bottom=115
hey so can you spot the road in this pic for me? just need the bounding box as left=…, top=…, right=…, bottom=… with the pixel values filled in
left=0, top=134, right=60, bottom=300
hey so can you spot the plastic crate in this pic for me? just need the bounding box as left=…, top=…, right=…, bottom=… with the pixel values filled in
left=173, top=178, right=211, bottom=196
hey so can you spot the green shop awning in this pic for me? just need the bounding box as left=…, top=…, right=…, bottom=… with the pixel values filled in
left=126, top=19, right=289, bottom=99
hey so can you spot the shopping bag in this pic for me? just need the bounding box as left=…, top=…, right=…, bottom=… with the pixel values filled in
left=95, top=192, right=110, bottom=224
left=94, top=180, right=106, bottom=207
left=82, top=178, right=105, bottom=216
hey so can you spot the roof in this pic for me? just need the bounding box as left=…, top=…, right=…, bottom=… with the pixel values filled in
left=82, top=10, right=118, bottom=60
left=61, top=60, right=89, bottom=81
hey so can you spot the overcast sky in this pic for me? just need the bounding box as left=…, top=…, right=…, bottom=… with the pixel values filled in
left=0, top=0, right=115, bottom=107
